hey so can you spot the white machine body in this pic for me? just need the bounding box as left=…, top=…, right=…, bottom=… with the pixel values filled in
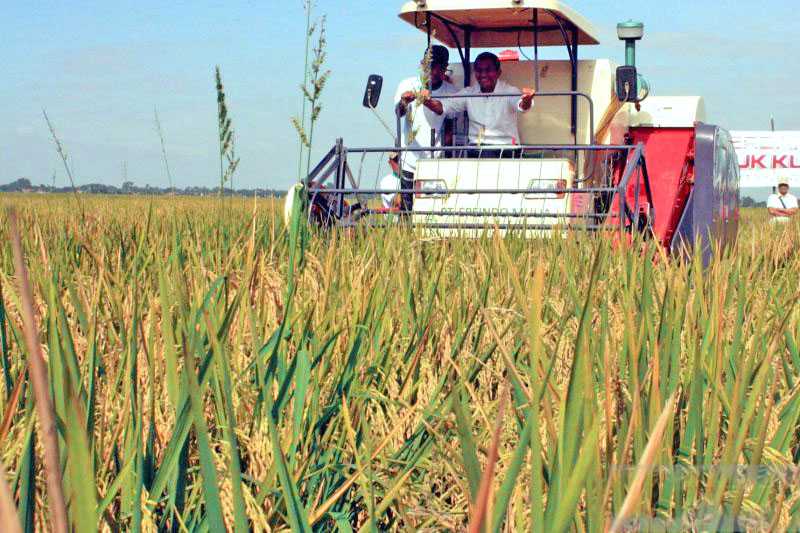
left=410, top=58, right=705, bottom=235
left=413, top=158, right=572, bottom=236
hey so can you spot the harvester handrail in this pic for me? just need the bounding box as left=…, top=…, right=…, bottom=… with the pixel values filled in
left=616, top=143, right=646, bottom=232
left=305, top=146, right=336, bottom=184
left=617, top=144, right=644, bottom=189
left=361, top=209, right=613, bottom=219
left=343, top=144, right=634, bottom=152
left=341, top=221, right=613, bottom=231
left=341, top=142, right=628, bottom=187
left=397, top=91, right=596, bottom=146
left=432, top=93, right=527, bottom=98
left=307, top=187, right=617, bottom=195
left=303, top=138, right=653, bottom=236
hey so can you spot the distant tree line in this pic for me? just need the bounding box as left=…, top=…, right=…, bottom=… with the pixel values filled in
left=741, top=196, right=766, bottom=208
left=0, top=178, right=286, bottom=198
left=0, top=178, right=770, bottom=207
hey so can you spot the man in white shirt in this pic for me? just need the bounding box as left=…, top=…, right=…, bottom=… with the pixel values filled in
left=379, top=152, right=402, bottom=210
left=425, top=52, right=535, bottom=159
left=394, top=45, right=457, bottom=176
left=767, top=180, right=799, bottom=224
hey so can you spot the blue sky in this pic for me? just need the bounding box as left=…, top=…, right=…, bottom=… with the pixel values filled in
left=2, top=1, right=798, bottom=190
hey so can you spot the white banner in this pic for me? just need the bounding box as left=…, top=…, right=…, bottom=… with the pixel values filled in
left=731, top=131, right=800, bottom=189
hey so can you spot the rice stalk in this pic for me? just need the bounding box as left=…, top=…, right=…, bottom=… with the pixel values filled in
left=215, top=66, right=240, bottom=197
left=153, top=107, right=174, bottom=193
left=0, top=460, right=22, bottom=533
left=42, top=110, right=83, bottom=219
left=292, top=5, right=330, bottom=182
left=6, top=209, right=68, bottom=533
left=0, top=197, right=796, bottom=530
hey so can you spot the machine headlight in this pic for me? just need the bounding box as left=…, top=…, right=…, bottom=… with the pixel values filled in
left=415, top=180, right=448, bottom=198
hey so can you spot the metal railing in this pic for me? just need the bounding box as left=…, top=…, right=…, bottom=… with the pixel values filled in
left=303, top=141, right=653, bottom=235
left=393, top=91, right=602, bottom=183
left=425, top=91, right=596, bottom=143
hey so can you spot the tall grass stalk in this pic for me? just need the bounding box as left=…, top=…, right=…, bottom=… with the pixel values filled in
left=296, top=0, right=314, bottom=181
left=292, top=6, right=330, bottom=182
left=0, top=461, right=22, bottom=533
left=404, top=43, right=434, bottom=146
left=154, top=107, right=174, bottom=192
left=215, top=66, right=240, bottom=197
left=7, top=209, right=68, bottom=533
left=42, top=110, right=82, bottom=217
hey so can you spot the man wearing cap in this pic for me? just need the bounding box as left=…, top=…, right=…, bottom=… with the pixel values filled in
left=767, top=180, right=799, bottom=224
left=393, top=45, right=457, bottom=194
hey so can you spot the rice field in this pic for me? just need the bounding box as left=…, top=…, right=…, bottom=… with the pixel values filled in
left=0, top=194, right=799, bottom=532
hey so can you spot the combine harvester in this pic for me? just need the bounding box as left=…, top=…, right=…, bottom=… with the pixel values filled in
left=291, top=0, right=740, bottom=257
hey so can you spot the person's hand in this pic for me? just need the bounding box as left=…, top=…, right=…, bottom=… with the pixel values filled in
left=401, top=91, right=416, bottom=105
left=520, top=87, right=536, bottom=110
left=420, top=90, right=444, bottom=115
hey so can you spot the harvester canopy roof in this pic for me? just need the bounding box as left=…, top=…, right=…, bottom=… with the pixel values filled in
left=398, top=0, right=601, bottom=48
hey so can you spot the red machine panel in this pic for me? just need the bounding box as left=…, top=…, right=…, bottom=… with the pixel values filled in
left=615, top=128, right=696, bottom=248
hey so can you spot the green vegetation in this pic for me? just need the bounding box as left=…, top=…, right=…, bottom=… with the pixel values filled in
left=0, top=196, right=798, bottom=531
